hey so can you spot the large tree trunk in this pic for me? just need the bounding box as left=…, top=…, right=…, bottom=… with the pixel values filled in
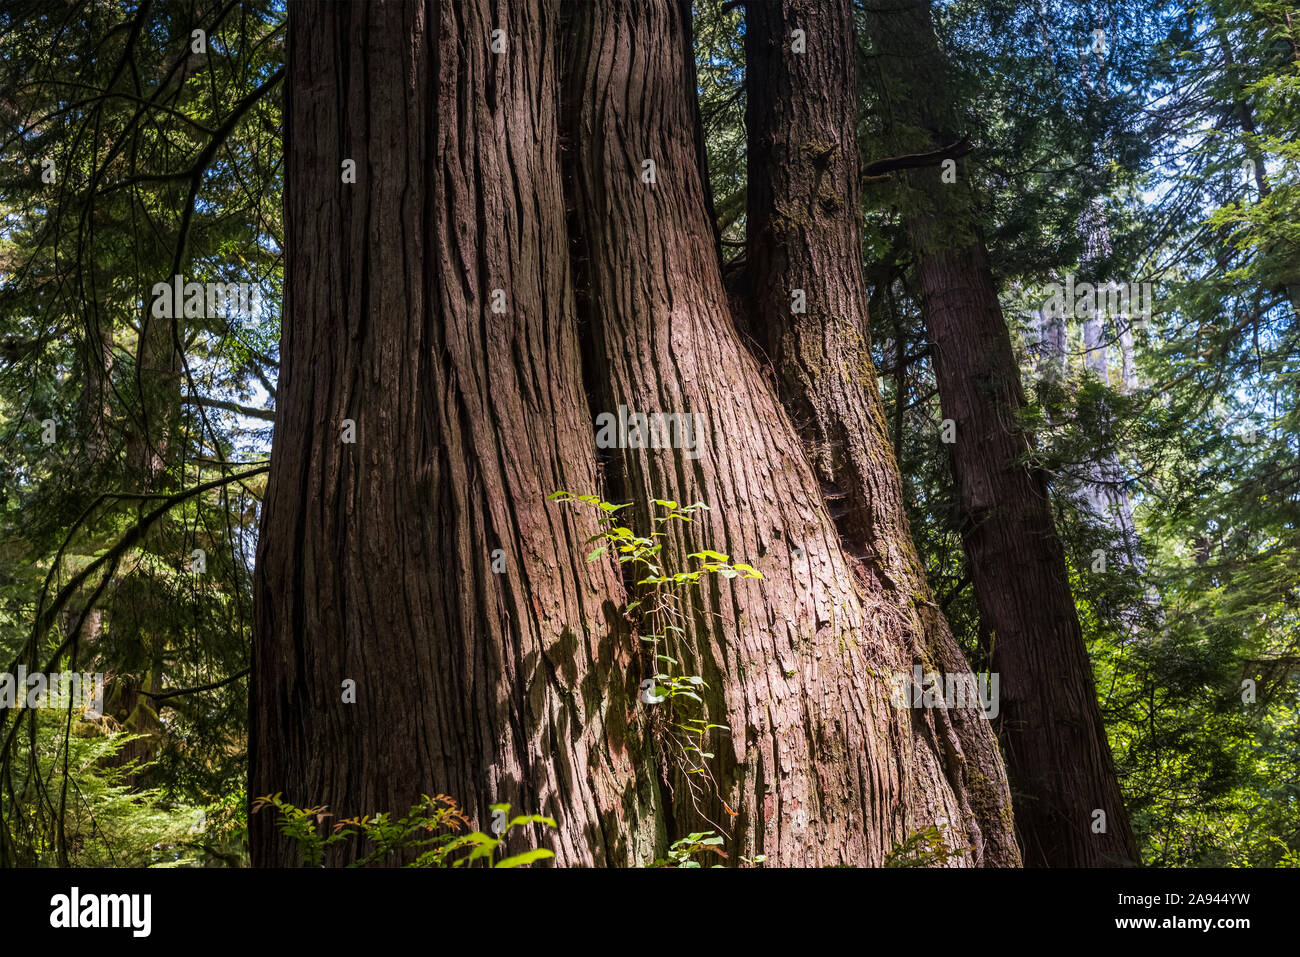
left=254, top=0, right=1024, bottom=868
left=742, top=0, right=1019, bottom=866
left=561, top=0, right=1014, bottom=866
left=864, top=0, right=1139, bottom=865
left=250, top=0, right=655, bottom=866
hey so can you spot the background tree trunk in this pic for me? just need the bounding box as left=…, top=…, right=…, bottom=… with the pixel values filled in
left=742, top=0, right=1019, bottom=866
left=250, top=0, right=654, bottom=867
left=1064, top=198, right=1146, bottom=578
left=864, top=0, right=1139, bottom=866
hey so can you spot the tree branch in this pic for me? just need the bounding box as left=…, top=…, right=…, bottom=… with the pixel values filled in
left=184, top=394, right=275, bottom=422
left=861, top=136, right=974, bottom=182
left=142, top=668, right=250, bottom=704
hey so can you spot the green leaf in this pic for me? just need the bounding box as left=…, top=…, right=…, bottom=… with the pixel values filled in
left=465, top=835, right=500, bottom=861
left=689, top=549, right=730, bottom=562
left=507, top=814, right=558, bottom=830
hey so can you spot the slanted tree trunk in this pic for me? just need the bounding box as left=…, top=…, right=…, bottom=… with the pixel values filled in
left=864, top=0, right=1139, bottom=866
left=250, top=0, right=655, bottom=867
left=742, top=0, right=1019, bottom=866
left=561, top=0, right=1014, bottom=866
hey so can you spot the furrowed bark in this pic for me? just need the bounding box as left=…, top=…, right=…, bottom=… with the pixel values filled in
left=251, top=0, right=654, bottom=867
left=864, top=0, right=1139, bottom=866
left=743, top=0, right=1019, bottom=866
left=562, top=0, right=1012, bottom=866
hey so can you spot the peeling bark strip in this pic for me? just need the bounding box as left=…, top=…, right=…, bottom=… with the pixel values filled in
left=864, top=0, right=1139, bottom=866
left=562, top=0, right=1012, bottom=866
left=742, top=0, right=1019, bottom=866
left=251, top=0, right=655, bottom=867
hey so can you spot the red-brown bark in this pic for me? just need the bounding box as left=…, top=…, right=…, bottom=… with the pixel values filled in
left=743, top=0, right=1020, bottom=866
left=251, top=0, right=654, bottom=866
left=561, top=0, right=1016, bottom=865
